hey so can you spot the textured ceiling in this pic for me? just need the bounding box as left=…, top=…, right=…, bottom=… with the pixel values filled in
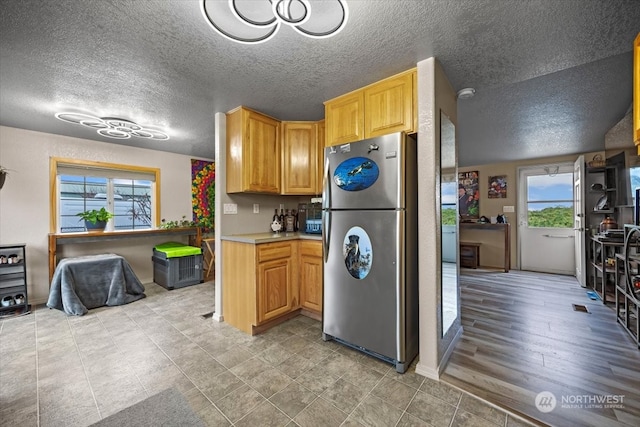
left=0, top=0, right=638, bottom=166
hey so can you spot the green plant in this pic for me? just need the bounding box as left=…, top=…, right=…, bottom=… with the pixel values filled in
left=76, top=207, right=114, bottom=224
left=159, top=215, right=197, bottom=229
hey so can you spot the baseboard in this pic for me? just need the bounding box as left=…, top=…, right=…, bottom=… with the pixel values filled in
left=415, top=326, right=463, bottom=380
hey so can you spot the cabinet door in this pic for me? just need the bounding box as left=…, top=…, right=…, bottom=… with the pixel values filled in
left=299, top=241, right=323, bottom=314
left=364, top=71, right=415, bottom=138
left=257, top=257, right=293, bottom=323
left=316, top=120, right=325, bottom=195
left=246, top=110, right=281, bottom=193
left=324, top=91, right=365, bottom=146
left=634, top=33, right=639, bottom=149
left=282, top=121, right=317, bottom=195
left=226, top=107, right=281, bottom=194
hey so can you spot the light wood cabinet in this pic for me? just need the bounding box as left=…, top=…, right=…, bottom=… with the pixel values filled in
left=634, top=33, right=639, bottom=152
left=299, top=240, right=323, bottom=315
left=281, top=121, right=319, bottom=195
left=325, top=91, right=365, bottom=146
left=222, top=240, right=299, bottom=335
left=324, top=68, right=416, bottom=146
left=256, top=242, right=297, bottom=323
left=364, top=70, right=416, bottom=138
left=316, top=120, right=325, bottom=194
left=226, top=106, right=281, bottom=194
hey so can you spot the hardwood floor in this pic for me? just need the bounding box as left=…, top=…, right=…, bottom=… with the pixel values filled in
left=441, top=269, right=640, bottom=427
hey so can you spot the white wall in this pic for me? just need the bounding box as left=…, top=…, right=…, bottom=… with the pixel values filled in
left=415, top=58, right=461, bottom=380
left=0, top=125, right=212, bottom=304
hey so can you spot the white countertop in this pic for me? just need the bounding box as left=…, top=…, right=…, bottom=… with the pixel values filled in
left=221, top=232, right=322, bottom=244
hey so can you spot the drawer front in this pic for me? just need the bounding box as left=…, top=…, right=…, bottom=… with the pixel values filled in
left=257, top=242, right=293, bottom=262
left=299, top=240, right=322, bottom=257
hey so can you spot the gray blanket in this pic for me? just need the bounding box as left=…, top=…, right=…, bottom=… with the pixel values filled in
left=47, top=254, right=145, bottom=316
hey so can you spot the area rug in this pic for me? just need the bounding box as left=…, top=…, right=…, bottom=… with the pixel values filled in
left=91, top=388, right=205, bottom=427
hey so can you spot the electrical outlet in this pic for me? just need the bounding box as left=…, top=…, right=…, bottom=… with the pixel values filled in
left=279, top=203, right=285, bottom=211
left=223, top=203, right=237, bottom=214
left=253, top=204, right=259, bottom=213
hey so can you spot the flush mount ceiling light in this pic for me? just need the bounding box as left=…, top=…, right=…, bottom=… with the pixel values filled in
left=55, top=113, right=169, bottom=141
left=200, top=0, right=348, bottom=45
left=456, top=87, right=476, bottom=100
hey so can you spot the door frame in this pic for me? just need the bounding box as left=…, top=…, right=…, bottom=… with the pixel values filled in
left=517, top=162, right=576, bottom=274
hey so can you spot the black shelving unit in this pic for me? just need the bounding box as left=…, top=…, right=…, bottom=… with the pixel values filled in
left=585, top=165, right=619, bottom=291
left=0, top=244, right=30, bottom=318
left=616, top=225, right=640, bottom=348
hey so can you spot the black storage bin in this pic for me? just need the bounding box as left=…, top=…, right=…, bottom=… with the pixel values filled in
left=152, top=248, right=203, bottom=290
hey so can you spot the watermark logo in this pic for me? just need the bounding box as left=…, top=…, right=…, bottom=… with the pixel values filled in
left=535, top=391, right=557, bottom=413
left=535, top=391, right=625, bottom=412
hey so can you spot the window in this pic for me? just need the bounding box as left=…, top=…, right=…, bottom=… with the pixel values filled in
left=630, top=165, right=640, bottom=203
left=51, top=158, right=160, bottom=233
left=526, top=172, right=574, bottom=228
left=441, top=180, right=458, bottom=225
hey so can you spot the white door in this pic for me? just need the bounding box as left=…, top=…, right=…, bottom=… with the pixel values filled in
left=518, top=163, right=575, bottom=274
left=574, top=156, right=586, bottom=286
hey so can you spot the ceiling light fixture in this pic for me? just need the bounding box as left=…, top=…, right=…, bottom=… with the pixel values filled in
left=456, top=88, right=476, bottom=100
left=55, top=113, right=169, bottom=141
left=200, top=0, right=349, bottom=45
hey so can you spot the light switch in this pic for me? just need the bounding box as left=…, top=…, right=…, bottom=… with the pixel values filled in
left=223, top=203, right=237, bottom=214
left=503, top=205, right=515, bottom=213
left=253, top=204, right=259, bottom=213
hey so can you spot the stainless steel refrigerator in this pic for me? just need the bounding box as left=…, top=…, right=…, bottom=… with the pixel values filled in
left=322, top=132, right=419, bottom=373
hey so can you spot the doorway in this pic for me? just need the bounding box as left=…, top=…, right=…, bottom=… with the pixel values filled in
left=518, top=163, right=575, bottom=274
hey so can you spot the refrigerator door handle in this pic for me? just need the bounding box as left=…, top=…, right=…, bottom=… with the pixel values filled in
left=323, top=210, right=330, bottom=262
left=322, top=156, right=330, bottom=210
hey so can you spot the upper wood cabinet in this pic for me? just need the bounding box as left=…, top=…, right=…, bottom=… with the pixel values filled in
left=634, top=33, right=639, bottom=153
left=226, top=106, right=281, bottom=194
left=281, top=121, right=319, bottom=195
left=324, top=68, right=416, bottom=146
left=365, top=70, right=416, bottom=138
left=325, top=91, right=365, bottom=146
left=316, top=120, right=325, bottom=195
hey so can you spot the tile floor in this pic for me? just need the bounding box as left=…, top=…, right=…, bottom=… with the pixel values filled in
left=0, top=281, right=535, bottom=426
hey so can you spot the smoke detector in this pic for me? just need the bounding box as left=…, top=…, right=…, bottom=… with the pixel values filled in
left=456, top=87, right=476, bottom=99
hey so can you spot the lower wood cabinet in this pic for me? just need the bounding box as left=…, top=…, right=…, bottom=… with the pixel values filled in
left=222, top=238, right=322, bottom=335
left=257, top=242, right=297, bottom=323
left=299, top=240, right=323, bottom=315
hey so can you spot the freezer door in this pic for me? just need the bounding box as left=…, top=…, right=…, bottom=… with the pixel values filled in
left=323, top=133, right=414, bottom=210
left=322, top=210, right=406, bottom=362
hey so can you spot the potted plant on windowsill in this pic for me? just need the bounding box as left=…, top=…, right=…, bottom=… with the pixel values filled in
left=77, top=207, right=114, bottom=232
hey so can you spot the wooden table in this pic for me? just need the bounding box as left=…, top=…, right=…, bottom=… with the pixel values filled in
left=459, top=223, right=510, bottom=272
left=48, top=227, right=201, bottom=282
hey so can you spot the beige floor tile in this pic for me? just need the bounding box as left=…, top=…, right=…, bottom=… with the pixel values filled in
left=235, top=400, right=291, bottom=427
left=215, top=383, right=266, bottom=423
left=182, top=387, right=232, bottom=426
left=348, top=394, right=405, bottom=427
left=405, top=389, right=457, bottom=427
left=276, top=353, right=316, bottom=379
left=0, top=283, right=521, bottom=427
left=269, top=381, right=318, bottom=418
left=320, top=378, right=368, bottom=413
left=199, top=370, right=245, bottom=402
left=293, top=396, right=347, bottom=427
left=458, top=393, right=508, bottom=426
left=370, top=376, right=418, bottom=410
left=245, top=366, right=292, bottom=398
